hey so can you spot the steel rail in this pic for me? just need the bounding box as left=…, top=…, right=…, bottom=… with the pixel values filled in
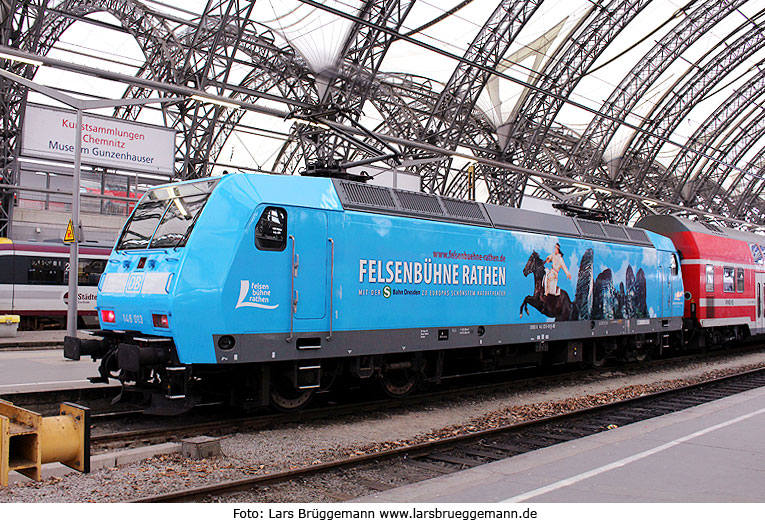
left=87, top=345, right=764, bottom=449
left=90, top=365, right=594, bottom=448
left=127, top=364, right=765, bottom=502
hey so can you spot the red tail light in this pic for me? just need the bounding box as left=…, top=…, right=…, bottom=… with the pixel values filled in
left=101, top=310, right=116, bottom=323
left=152, top=314, right=169, bottom=329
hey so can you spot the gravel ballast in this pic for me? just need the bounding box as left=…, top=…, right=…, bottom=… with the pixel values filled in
left=1, top=350, right=764, bottom=502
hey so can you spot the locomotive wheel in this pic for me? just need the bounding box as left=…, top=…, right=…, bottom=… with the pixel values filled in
left=269, top=377, right=314, bottom=411
left=379, top=368, right=420, bottom=398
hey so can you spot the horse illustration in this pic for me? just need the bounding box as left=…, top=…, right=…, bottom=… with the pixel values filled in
left=520, top=251, right=574, bottom=322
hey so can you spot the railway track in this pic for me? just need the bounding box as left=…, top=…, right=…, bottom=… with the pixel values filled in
left=1, top=385, right=121, bottom=415
left=90, top=365, right=585, bottom=451
left=127, top=364, right=765, bottom=503
left=89, top=346, right=763, bottom=451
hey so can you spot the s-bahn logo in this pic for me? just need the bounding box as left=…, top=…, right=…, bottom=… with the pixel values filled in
left=235, top=280, right=279, bottom=310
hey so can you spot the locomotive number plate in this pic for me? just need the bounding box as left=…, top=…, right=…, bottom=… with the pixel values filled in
left=121, top=313, right=144, bottom=325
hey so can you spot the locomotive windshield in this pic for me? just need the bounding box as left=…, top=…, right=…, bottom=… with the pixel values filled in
left=116, top=179, right=218, bottom=250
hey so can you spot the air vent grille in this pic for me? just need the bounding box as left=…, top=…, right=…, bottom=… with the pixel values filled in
left=395, top=190, right=444, bottom=215
left=625, top=227, right=650, bottom=243
left=577, top=220, right=606, bottom=237
left=602, top=224, right=628, bottom=240
left=442, top=197, right=486, bottom=221
left=333, top=180, right=650, bottom=246
left=340, top=182, right=395, bottom=208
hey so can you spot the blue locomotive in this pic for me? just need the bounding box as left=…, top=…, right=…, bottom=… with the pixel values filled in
left=64, top=173, right=684, bottom=413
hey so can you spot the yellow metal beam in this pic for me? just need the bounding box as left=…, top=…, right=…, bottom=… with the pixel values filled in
left=0, top=399, right=90, bottom=486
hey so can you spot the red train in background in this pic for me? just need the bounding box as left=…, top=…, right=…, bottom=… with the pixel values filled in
left=637, top=215, right=765, bottom=348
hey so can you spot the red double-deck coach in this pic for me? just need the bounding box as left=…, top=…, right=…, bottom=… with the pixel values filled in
left=637, top=215, right=765, bottom=347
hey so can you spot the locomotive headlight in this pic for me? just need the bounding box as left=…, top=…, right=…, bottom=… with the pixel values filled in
left=152, top=314, right=169, bottom=329
left=100, top=309, right=116, bottom=323
left=218, top=335, right=236, bottom=350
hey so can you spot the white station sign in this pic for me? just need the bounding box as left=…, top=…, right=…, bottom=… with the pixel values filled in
left=21, top=103, right=176, bottom=175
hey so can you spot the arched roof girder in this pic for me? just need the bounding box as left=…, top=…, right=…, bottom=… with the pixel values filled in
left=488, top=0, right=651, bottom=206
left=326, top=0, right=415, bottom=108
left=731, top=148, right=765, bottom=221
left=200, top=37, right=319, bottom=174
left=621, top=99, right=765, bottom=223
left=569, top=0, right=747, bottom=181
left=0, top=0, right=45, bottom=233
left=607, top=15, right=765, bottom=220
left=40, top=0, right=182, bottom=84
left=271, top=0, right=416, bottom=174
left=369, top=74, right=440, bottom=141
left=268, top=70, right=424, bottom=175
left=417, top=0, right=542, bottom=195
left=664, top=69, right=765, bottom=200
left=36, top=1, right=324, bottom=178
left=118, top=1, right=259, bottom=118
left=691, top=105, right=765, bottom=213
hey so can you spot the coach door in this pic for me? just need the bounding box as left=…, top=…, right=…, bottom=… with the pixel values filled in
left=290, top=208, right=328, bottom=321
left=757, top=273, right=765, bottom=335
left=658, top=264, right=665, bottom=317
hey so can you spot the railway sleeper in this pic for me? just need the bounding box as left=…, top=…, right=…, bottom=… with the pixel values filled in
left=408, top=460, right=460, bottom=474
left=537, top=428, right=592, bottom=439
left=480, top=442, right=528, bottom=454
left=425, top=452, right=485, bottom=468
left=459, top=447, right=509, bottom=460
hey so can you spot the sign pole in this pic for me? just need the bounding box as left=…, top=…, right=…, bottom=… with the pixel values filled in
left=66, top=108, right=82, bottom=338
left=0, top=64, right=182, bottom=339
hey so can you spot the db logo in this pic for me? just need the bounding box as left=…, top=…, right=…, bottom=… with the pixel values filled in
left=383, top=286, right=392, bottom=299
left=125, top=273, right=144, bottom=293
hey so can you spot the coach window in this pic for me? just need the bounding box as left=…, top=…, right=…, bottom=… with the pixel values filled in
left=705, top=264, right=715, bottom=293
left=752, top=244, right=764, bottom=265
left=723, top=267, right=734, bottom=293
left=28, top=257, right=65, bottom=285
left=736, top=268, right=745, bottom=293
left=255, top=207, right=287, bottom=251
left=65, top=259, right=107, bottom=286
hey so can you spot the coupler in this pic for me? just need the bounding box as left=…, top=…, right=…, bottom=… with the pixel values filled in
left=0, top=399, right=90, bottom=486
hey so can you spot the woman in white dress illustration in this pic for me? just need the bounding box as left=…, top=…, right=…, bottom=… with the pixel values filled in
left=544, top=243, right=571, bottom=296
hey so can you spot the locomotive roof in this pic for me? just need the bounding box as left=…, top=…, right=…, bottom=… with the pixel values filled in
left=635, top=215, right=765, bottom=246
left=331, top=179, right=654, bottom=248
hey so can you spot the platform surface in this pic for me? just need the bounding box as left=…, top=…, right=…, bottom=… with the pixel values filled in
left=0, top=341, right=106, bottom=394
left=0, top=329, right=96, bottom=350
left=356, top=386, right=765, bottom=503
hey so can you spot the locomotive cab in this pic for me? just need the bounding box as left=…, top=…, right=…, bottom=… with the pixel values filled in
left=65, top=177, right=221, bottom=414
left=65, top=173, right=344, bottom=414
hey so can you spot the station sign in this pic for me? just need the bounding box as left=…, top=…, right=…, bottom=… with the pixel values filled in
left=21, top=103, right=176, bottom=175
